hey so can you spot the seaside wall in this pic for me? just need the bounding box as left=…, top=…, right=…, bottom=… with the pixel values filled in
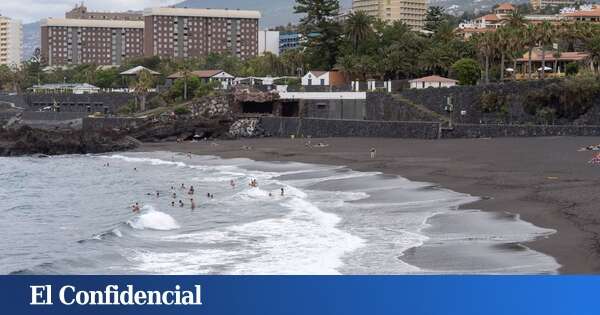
left=259, top=117, right=440, bottom=139
left=444, top=124, right=600, bottom=138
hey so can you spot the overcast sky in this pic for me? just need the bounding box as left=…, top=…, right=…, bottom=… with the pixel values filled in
left=0, top=0, right=179, bottom=23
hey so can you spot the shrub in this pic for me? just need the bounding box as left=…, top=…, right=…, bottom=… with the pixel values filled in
left=173, top=106, right=191, bottom=116
left=450, top=58, right=481, bottom=85
left=565, top=62, right=579, bottom=76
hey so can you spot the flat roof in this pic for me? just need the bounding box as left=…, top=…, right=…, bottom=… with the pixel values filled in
left=41, top=18, right=144, bottom=29
left=143, top=7, right=261, bottom=19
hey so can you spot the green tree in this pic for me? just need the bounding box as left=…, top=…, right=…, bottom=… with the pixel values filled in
left=131, top=69, right=155, bottom=112
left=294, top=0, right=342, bottom=69
left=424, top=6, right=446, bottom=32
left=344, top=11, right=374, bottom=54
left=476, top=32, right=496, bottom=84
left=536, top=21, right=555, bottom=80
left=451, top=58, right=481, bottom=85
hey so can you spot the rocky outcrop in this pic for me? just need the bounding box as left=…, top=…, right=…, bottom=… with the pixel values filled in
left=128, top=119, right=232, bottom=142
left=233, top=86, right=279, bottom=103
left=0, top=126, right=139, bottom=156
left=228, top=119, right=265, bottom=138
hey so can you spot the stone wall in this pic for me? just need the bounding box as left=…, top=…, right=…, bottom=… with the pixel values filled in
left=260, top=117, right=440, bottom=139
left=303, top=99, right=367, bottom=120
left=444, top=124, right=600, bottom=138
left=398, top=81, right=554, bottom=124
left=366, top=93, right=443, bottom=121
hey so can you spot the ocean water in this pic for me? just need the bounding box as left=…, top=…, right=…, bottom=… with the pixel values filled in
left=0, top=152, right=560, bottom=275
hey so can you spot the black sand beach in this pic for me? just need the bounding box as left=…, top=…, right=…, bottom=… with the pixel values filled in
left=139, top=136, right=600, bottom=274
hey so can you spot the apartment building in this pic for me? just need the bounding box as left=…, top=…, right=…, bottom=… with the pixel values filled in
left=143, top=7, right=261, bottom=60
left=0, top=15, right=23, bottom=67
left=40, top=18, right=144, bottom=66
left=530, top=0, right=578, bottom=10
left=352, top=0, right=428, bottom=29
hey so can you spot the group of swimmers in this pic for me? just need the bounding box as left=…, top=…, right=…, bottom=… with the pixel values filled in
left=132, top=178, right=286, bottom=214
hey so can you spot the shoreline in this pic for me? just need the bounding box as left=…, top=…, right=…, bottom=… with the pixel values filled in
left=137, top=136, right=600, bottom=274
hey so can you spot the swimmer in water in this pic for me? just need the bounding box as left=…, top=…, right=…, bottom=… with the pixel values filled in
left=134, top=168, right=137, bottom=171
left=188, top=186, right=195, bottom=195
left=179, top=200, right=184, bottom=207
left=230, top=180, right=235, bottom=188
left=190, top=198, right=196, bottom=210
left=132, top=203, right=141, bottom=213
left=172, top=192, right=177, bottom=199
left=181, top=183, right=186, bottom=190
left=156, top=191, right=160, bottom=198
left=281, top=188, right=285, bottom=196
left=171, top=201, right=175, bottom=207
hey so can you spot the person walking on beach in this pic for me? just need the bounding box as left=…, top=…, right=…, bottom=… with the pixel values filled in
left=370, top=148, right=377, bottom=159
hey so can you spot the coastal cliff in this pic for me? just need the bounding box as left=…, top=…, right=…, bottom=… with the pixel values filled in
left=0, top=126, right=139, bottom=157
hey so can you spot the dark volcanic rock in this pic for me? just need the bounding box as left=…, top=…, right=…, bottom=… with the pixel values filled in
left=0, top=126, right=139, bottom=157
left=128, top=119, right=232, bottom=142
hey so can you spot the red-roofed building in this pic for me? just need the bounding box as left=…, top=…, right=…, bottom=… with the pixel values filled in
left=494, top=3, right=516, bottom=15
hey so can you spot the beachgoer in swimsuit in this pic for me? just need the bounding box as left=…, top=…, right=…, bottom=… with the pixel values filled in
left=189, top=186, right=195, bottom=195
left=132, top=203, right=141, bottom=213
left=190, top=199, right=196, bottom=210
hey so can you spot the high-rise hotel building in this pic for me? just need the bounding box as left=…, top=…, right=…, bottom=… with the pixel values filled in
left=0, top=15, right=23, bottom=67
left=41, top=18, right=144, bottom=66
left=530, top=0, right=578, bottom=10
left=143, top=8, right=261, bottom=60
left=352, top=0, right=428, bottom=29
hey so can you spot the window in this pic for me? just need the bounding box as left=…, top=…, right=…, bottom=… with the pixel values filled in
left=320, top=79, right=325, bottom=85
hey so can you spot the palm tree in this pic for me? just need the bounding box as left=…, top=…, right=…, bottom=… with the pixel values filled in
left=505, top=11, right=526, bottom=29
left=132, top=69, right=155, bottom=112
left=497, top=27, right=512, bottom=81
left=536, top=22, right=555, bottom=80
left=476, top=32, right=496, bottom=84
left=508, top=27, right=525, bottom=80
left=524, top=24, right=538, bottom=80
left=344, top=11, right=374, bottom=54
left=178, top=61, right=193, bottom=100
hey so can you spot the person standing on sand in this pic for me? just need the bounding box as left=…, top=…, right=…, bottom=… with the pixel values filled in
left=370, top=148, right=377, bottom=159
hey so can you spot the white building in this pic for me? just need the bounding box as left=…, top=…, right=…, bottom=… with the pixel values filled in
left=0, top=15, right=23, bottom=67
left=301, top=70, right=347, bottom=87
left=31, top=83, right=101, bottom=94
left=409, top=75, right=458, bottom=89
left=258, top=30, right=280, bottom=56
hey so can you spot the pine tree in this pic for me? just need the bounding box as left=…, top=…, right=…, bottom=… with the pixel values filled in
left=294, top=0, right=342, bottom=70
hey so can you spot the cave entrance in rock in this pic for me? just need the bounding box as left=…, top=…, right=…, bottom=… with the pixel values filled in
left=241, top=102, right=274, bottom=114
left=280, top=101, right=299, bottom=117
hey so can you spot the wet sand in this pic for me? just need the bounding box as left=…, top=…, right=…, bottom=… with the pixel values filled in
left=139, top=136, right=600, bottom=274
